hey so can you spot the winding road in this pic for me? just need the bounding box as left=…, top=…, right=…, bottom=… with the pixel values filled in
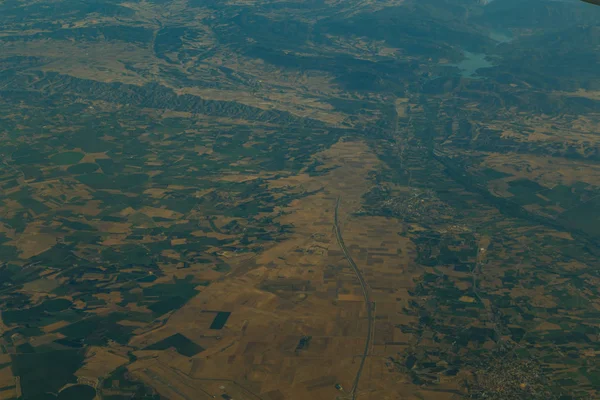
left=333, top=196, right=373, bottom=400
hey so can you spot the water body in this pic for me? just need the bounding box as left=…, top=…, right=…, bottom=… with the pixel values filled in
left=489, top=30, right=514, bottom=44
left=452, top=51, right=494, bottom=78
left=445, top=27, right=512, bottom=79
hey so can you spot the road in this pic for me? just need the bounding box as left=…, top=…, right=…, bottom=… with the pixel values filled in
left=333, top=196, right=373, bottom=400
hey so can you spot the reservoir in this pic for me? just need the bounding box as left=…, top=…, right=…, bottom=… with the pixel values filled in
left=452, top=51, right=494, bottom=78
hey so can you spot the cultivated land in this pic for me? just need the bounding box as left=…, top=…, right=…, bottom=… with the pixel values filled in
left=0, top=0, right=600, bottom=399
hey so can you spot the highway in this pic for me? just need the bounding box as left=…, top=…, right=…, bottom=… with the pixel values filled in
left=333, top=196, right=373, bottom=400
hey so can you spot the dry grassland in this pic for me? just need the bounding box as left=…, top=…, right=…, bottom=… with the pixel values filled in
left=119, top=138, right=472, bottom=399
left=482, top=153, right=600, bottom=188
left=120, top=139, right=440, bottom=399
left=75, top=346, right=129, bottom=381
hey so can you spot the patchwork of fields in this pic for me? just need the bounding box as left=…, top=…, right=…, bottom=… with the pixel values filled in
left=0, top=0, right=600, bottom=399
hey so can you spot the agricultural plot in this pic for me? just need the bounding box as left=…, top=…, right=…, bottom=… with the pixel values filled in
left=0, top=0, right=600, bottom=399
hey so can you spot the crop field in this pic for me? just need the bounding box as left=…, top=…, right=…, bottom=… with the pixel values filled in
left=0, top=0, right=600, bottom=399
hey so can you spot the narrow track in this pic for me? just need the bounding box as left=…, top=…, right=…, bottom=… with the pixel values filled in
left=333, top=196, right=373, bottom=400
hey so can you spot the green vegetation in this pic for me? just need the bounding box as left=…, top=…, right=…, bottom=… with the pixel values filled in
left=144, top=333, right=204, bottom=357
left=58, top=314, right=136, bottom=345
left=57, top=385, right=95, bottom=400
left=66, top=163, right=99, bottom=174
left=3, top=298, right=73, bottom=325
left=0, top=0, right=599, bottom=398
left=49, top=152, right=84, bottom=165
left=12, top=349, right=85, bottom=399
left=209, top=311, right=231, bottom=330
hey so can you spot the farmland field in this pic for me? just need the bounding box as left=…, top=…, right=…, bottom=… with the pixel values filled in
left=0, top=0, right=600, bottom=399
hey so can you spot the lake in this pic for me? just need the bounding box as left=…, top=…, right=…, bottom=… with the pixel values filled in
left=452, top=51, right=494, bottom=78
